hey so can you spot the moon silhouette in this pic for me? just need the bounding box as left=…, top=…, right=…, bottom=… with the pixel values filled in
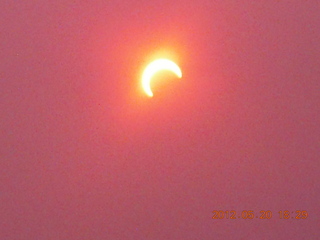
left=142, top=58, right=182, bottom=97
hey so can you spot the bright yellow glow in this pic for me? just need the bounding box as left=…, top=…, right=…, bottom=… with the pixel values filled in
left=142, top=58, right=182, bottom=97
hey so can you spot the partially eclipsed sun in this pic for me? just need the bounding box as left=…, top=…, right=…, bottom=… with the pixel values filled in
left=142, top=59, right=182, bottom=97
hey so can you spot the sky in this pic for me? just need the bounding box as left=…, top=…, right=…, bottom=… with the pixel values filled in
left=1, top=1, right=319, bottom=239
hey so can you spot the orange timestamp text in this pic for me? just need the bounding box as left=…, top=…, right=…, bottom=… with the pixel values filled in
left=212, top=210, right=308, bottom=220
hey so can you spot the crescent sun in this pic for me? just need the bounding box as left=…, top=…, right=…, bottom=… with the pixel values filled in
left=142, top=58, right=182, bottom=97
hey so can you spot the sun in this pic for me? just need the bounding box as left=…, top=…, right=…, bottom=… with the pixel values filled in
left=142, top=58, right=182, bottom=97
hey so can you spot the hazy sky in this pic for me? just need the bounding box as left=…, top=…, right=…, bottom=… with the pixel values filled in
left=1, top=1, right=319, bottom=239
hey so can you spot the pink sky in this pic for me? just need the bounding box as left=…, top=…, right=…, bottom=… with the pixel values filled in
left=1, top=1, right=319, bottom=239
